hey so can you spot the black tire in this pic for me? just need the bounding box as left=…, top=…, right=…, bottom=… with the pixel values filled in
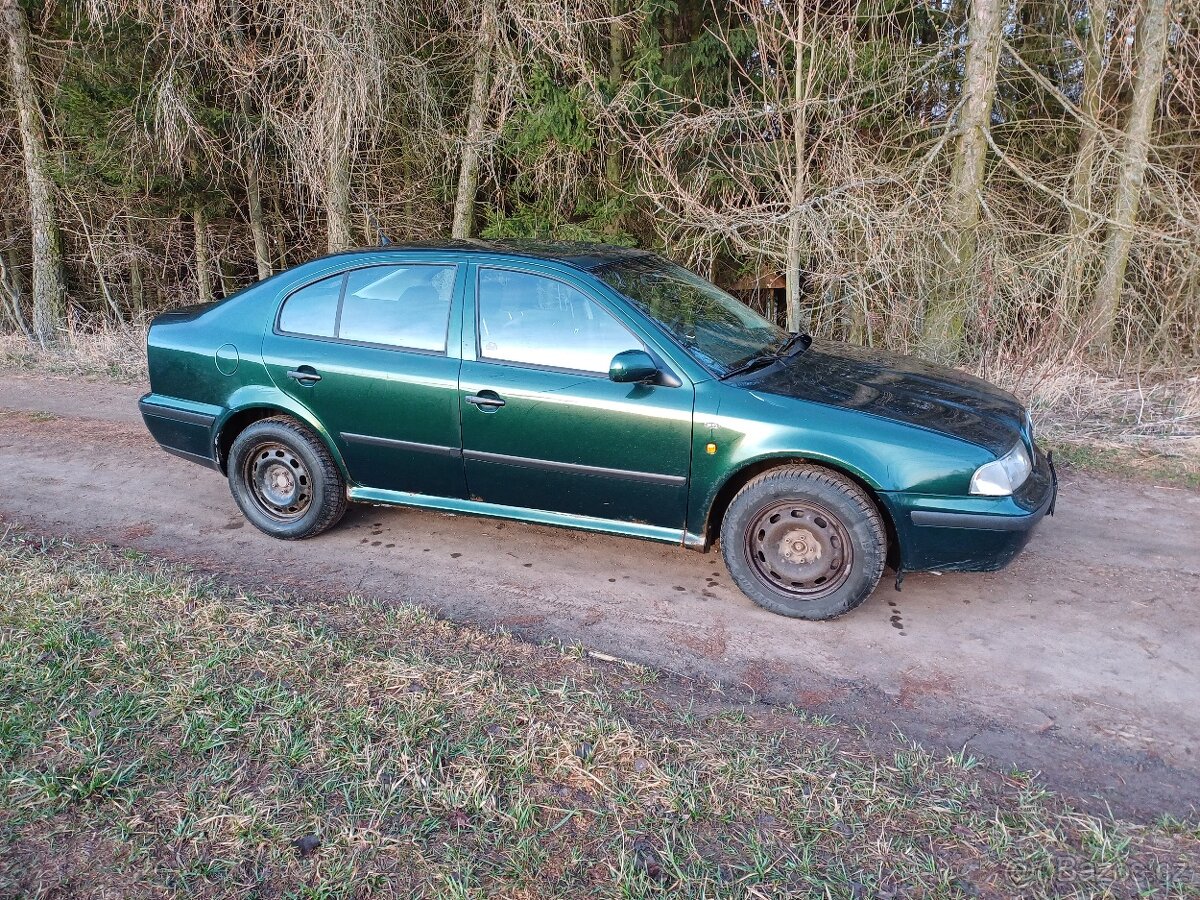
left=227, top=416, right=347, bottom=539
left=719, top=464, right=886, bottom=620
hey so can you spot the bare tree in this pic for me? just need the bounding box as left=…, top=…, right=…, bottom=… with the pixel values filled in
left=3, top=0, right=66, bottom=347
left=1090, top=0, right=1172, bottom=350
left=784, top=0, right=814, bottom=333
left=922, top=0, right=1004, bottom=359
left=0, top=213, right=33, bottom=339
left=1068, top=0, right=1109, bottom=241
left=193, top=204, right=214, bottom=304
left=245, top=156, right=272, bottom=280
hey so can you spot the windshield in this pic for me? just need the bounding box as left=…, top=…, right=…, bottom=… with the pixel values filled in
left=595, top=255, right=790, bottom=375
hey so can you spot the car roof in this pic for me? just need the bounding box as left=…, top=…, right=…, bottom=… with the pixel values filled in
left=333, top=239, right=654, bottom=272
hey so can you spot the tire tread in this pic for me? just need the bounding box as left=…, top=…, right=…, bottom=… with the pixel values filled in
left=720, top=464, right=886, bottom=620
left=229, top=416, right=347, bottom=539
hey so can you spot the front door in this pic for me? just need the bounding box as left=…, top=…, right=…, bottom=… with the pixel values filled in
left=261, top=261, right=467, bottom=498
left=459, top=264, right=694, bottom=530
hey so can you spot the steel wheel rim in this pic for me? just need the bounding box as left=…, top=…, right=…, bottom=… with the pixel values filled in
left=743, top=500, right=854, bottom=600
left=243, top=441, right=312, bottom=522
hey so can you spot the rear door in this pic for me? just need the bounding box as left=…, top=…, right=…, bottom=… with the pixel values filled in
left=260, top=259, right=467, bottom=498
left=458, top=263, right=695, bottom=529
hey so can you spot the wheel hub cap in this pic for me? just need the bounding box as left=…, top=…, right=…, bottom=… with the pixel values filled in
left=780, top=528, right=822, bottom=565
left=744, top=501, right=854, bottom=600
left=244, top=442, right=312, bottom=522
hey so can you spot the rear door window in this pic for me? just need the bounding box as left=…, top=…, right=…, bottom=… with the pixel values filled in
left=278, top=264, right=457, bottom=352
left=339, top=266, right=456, bottom=351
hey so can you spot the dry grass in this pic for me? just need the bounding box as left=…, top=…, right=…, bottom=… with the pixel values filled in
left=1, top=528, right=1198, bottom=898
left=982, top=355, right=1200, bottom=448
left=981, top=354, right=1200, bottom=487
left=0, top=327, right=148, bottom=385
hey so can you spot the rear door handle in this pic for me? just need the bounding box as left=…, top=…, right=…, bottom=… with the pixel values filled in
left=287, top=367, right=322, bottom=385
left=465, top=392, right=505, bottom=409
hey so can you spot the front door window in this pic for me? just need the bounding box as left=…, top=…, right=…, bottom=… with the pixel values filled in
left=477, top=267, right=642, bottom=373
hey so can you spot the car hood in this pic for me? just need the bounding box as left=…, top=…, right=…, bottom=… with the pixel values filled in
left=738, top=341, right=1025, bottom=456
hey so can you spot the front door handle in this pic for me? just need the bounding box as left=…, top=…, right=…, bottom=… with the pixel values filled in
left=286, top=366, right=322, bottom=385
left=465, top=392, right=505, bottom=410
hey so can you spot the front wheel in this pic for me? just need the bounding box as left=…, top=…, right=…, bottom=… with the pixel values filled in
left=228, top=417, right=347, bottom=539
left=720, top=465, right=886, bottom=620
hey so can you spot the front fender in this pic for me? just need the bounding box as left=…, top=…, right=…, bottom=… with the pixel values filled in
left=687, top=382, right=994, bottom=542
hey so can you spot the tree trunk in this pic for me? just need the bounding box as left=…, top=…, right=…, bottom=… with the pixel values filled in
left=922, top=0, right=1003, bottom=359
left=272, top=192, right=289, bottom=269
left=403, top=147, right=415, bottom=236
left=1089, top=0, right=1170, bottom=351
left=604, top=0, right=625, bottom=192
left=325, top=142, right=353, bottom=252
left=218, top=257, right=235, bottom=298
left=1062, top=0, right=1107, bottom=323
left=82, top=222, right=122, bottom=323
left=0, top=245, right=33, bottom=340
left=785, top=7, right=811, bottom=334
left=3, top=0, right=67, bottom=348
left=247, top=161, right=272, bottom=280
left=451, top=0, right=497, bottom=239
left=126, top=218, right=144, bottom=321
left=193, top=205, right=213, bottom=305
left=1069, top=0, right=1106, bottom=230
left=1, top=210, right=32, bottom=338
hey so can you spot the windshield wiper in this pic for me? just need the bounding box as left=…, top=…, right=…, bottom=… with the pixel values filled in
left=720, top=333, right=811, bottom=380
left=775, top=332, right=812, bottom=357
left=719, top=353, right=781, bottom=380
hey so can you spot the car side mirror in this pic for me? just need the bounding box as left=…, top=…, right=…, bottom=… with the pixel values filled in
left=609, top=349, right=659, bottom=384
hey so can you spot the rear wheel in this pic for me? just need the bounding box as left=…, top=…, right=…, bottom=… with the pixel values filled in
left=228, top=417, right=347, bottom=539
left=720, top=465, right=886, bottom=620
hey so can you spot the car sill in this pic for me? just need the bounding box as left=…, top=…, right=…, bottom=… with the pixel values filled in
left=347, top=486, right=703, bottom=548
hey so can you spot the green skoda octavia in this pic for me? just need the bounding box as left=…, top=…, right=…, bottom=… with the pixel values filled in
left=140, top=241, right=1056, bottom=620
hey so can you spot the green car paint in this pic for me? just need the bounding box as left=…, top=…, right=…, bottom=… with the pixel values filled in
left=140, top=241, right=1056, bottom=574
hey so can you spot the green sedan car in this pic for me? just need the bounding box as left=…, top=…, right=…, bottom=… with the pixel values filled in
left=140, top=241, right=1056, bottom=619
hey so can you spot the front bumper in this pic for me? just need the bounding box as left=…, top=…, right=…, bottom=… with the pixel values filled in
left=886, top=446, right=1058, bottom=572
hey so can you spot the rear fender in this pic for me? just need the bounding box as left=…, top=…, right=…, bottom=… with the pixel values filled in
left=216, top=384, right=350, bottom=479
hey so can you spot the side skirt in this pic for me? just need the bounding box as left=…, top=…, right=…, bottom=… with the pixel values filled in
left=347, top=486, right=706, bottom=550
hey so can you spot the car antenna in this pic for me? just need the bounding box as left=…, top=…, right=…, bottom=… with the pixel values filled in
left=360, top=205, right=391, bottom=246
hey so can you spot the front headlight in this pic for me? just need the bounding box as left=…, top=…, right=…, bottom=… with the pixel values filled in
left=970, top=441, right=1032, bottom=496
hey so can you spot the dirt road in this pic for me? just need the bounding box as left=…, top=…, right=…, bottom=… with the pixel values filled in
left=2, top=372, right=1198, bottom=820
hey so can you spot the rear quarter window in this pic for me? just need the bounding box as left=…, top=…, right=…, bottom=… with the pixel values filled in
left=278, top=274, right=341, bottom=337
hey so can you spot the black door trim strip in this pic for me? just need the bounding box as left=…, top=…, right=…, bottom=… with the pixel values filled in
left=911, top=509, right=1035, bottom=531
left=160, top=445, right=221, bottom=471
left=341, top=432, right=463, bottom=457
left=463, top=448, right=686, bottom=486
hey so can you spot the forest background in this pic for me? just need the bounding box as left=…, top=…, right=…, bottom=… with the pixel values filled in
left=2, top=0, right=1198, bottom=450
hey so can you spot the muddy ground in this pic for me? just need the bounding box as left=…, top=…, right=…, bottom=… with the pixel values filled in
left=2, top=372, right=1197, bottom=821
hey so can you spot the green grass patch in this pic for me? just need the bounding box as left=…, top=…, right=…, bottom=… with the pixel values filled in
left=0, top=530, right=1197, bottom=898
